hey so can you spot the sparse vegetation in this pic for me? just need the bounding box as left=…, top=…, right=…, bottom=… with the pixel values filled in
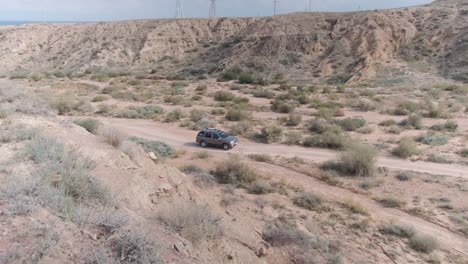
left=293, top=192, right=322, bottom=210
left=379, top=224, right=415, bottom=238
left=159, top=201, right=223, bottom=244
left=100, top=126, right=125, bottom=147
left=259, top=126, right=283, bottom=144
left=392, top=138, right=420, bottom=158
left=213, top=156, right=258, bottom=186
left=409, top=234, right=439, bottom=253
left=130, top=136, right=175, bottom=158
left=74, top=118, right=101, bottom=134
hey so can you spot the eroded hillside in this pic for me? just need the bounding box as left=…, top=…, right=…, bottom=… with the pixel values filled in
left=0, top=0, right=467, bottom=82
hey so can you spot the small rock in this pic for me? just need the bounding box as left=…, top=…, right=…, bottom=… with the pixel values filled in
left=148, top=152, right=158, bottom=161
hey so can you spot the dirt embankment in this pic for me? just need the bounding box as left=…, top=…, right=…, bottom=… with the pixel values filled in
left=0, top=0, right=466, bottom=82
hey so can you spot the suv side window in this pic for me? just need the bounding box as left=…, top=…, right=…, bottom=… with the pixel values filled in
left=205, top=132, right=212, bottom=138
left=198, top=131, right=205, bottom=137
left=213, top=133, right=220, bottom=139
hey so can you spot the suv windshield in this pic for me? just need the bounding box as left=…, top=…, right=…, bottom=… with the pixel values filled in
left=218, top=131, right=229, bottom=138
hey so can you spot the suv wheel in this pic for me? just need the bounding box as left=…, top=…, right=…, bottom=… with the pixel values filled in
left=223, top=143, right=230, bottom=150
left=200, top=141, right=207, bottom=148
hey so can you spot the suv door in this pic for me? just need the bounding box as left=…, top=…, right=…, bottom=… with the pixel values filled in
left=212, top=133, right=222, bottom=146
left=204, top=131, right=213, bottom=145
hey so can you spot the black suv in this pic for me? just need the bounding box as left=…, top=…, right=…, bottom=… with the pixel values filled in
left=196, top=129, right=239, bottom=150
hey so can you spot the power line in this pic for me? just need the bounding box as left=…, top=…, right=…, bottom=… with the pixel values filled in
left=273, top=0, right=279, bottom=16
left=209, top=0, right=217, bottom=18
left=309, top=0, right=312, bottom=12
left=175, top=0, right=184, bottom=18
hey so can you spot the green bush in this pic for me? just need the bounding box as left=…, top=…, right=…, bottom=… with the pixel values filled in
left=400, top=113, right=423, bottom=129
left=392, top=138, right=420, bottom=159
left=415, top=132, right=448, bottom=146
left=248, top=180, right=275, bottom=194
left=226, top=109, right=250, bottom=121
left=101, top=86, right=120, bottom=94
left=284, top=132, right=302, bottom=145
left=308, top=118, right=342, bottom=134
left=214, top=91, right=235, bottom=101
left=252, top=89, right=275, bottom=99
left=461, top=149, right=468, bottom=158
left=130, top=136, right=175, bottom=158
left=112, top=230, right=160, bottom=263
left=73, top=118, right=101, bottom=134
left=238, top=73, right=255, bottom=84
left=303, top=133, right=345, bottom=149
left=271, top=99, right=296, bottom=113
left=165, top=109, right=184, bottom=123
left=190, top=109, right=207, bottom=122
left=334, top=118, right=366, bottom=131
left=91, top=95, right=108, bottom=102
left=379, top=119, right=398, bottom=127
left=259, top=126, right=283, bottom=144
left=338, top=143, right=378, bottom=177
left=293, top=192, right=322, bottom=210
left=430, top=120, right=458, bottom=132
left=377, top=197, right=403, bottom=208
left=213, top=156, right=258, bottom=186
left=248, top=154, right=273, bottom=163
left=396, top=171, right=415, bottom=181
left=379, top=224, right=415, bottom=238
left=393, top=101, right=421, bottom=115
left=409, top=233, right=439, bottom=253
left=286, top=113, right=302, bottom=126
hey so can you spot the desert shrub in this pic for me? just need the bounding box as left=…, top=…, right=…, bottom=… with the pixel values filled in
left=393, top=101, right=421, bottom=115
left=195, top=84, right=208, bottom=93
left=409, top=234, right=439, bottom=253
left=271, top=99, right=297, bottom=113
left=164, top=95, right=184, bottom=105
left=193, top=117, right=215, bottom=130
left=165, top=109, right=184, bottom=123
left=399, top=113, right=423, bottom=129
left=190, top=109, right=207, bottom=122
left=262, top=223, right=311, bottom=247
left=285, top=112, right=302, bottom=126
left=252, top=89, right=275, bottom=99
left=259, top=126, right=283, bottom=144
left=213, top=156, right=258, bottom=185
left=51, top=97, right=74, bottom=115
left=379, top=224, right=415, bottom=238
left=430, top=120, right=458, bottom=132
left=111, top=91, right=140, bottom=101
left=96, top=104, right=111, bottom=115
left=229, top=121, right=253, bottom=136
left=343, top=200, right=369, bottom=215
left=334, top=118, right=366, bottom=131
left=303, top=133, right=345, bottom=149
left=113, top=109, right=140, bottom=119
left=396, top=171, right=415, bottom=181
left=353, top=98, right=376, bottom=111
left=130, top=137, right=175, bottom=158
left=214, top=91, right=235, bottom=101
left=91, top=95, right=108, bottom=102
left=379, top=119, right=398, bottom=127
left=425, top=100, right=448, bottom=118
left=426, top=154, right=452, bottom=164
left=112, top=230, right=161, bottom=263
left=293, top=192, right=322, bottom=210
left=210, top=108, right=225, bottom=116
left=248, top=180, right=275, bottom=194
left=416, top=132, right=448, bottom=146
left=0, top=124, right=38, bottom=143
left=159, top=201, right=223, bottom=244
left=100, top=127, right=125, bottom=147
left=377, top=197, right=403, bottom=208
left=392, top=138, right=420, bottom=158
left=136, top=105, right=165, bottom=119
left=308, top=118, right=343, bottom=134
left=226, top=109, right=250, bottom=121
left=338, top=143, right=378, bottom=177
left=74, top=118, right=101, bottom=134
left=101, top=86, right=120, bottom=94
left=284, top=131, right=302, bottom=145
left=238, top=73, right=255, bottom=84
left=461, top=149, right=468, bottom=158
left=248, top=154, right=273, bottom=163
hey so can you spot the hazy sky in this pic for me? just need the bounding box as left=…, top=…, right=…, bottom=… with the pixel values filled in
left=0, top=0, right=433, bottom=21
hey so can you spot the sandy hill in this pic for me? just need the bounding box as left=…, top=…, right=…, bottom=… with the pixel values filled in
left=0, top=0, right=466, bottom=82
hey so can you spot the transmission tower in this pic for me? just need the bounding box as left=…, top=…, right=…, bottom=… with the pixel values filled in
left=273, top=0, right=279, bottom=16
left=175, top=0, right=184, bottom=18
left=209, top=0, right=217, bottom=18
left=309, top=0, right=312, bottom=12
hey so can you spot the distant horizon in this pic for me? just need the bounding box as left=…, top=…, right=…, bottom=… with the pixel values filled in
left=0, top=0, right=433, bottom=22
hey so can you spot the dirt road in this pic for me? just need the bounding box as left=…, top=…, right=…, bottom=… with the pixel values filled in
left=97, top=117, right=468, bottom=179
left=91, top=117, right=468, bottom=257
